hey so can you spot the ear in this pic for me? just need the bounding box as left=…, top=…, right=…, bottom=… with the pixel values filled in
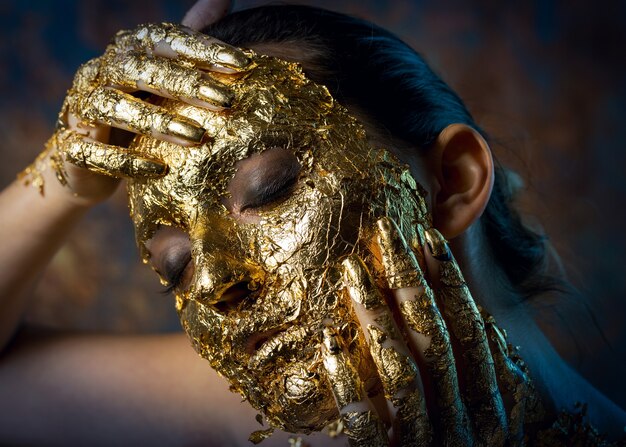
left=430, top=123, right=494, bottom=239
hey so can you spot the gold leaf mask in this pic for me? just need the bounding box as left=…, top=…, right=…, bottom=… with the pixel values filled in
left=127, top=52, right=431, bottom=433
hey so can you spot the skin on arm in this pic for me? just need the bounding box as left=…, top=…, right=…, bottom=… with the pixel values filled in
left=0, top=331, right=345, bottom=447
left=0, top=171, right=90, bottom=351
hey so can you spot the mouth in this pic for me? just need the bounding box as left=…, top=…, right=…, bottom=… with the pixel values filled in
left=247, top=325, right=313, bottom=369
left=245, top=326, right=286, bottom=355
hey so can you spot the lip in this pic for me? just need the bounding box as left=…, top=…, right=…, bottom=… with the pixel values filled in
left=248, top=325, right=312, bottom=369
left=245, top=326, right=286, bottom=355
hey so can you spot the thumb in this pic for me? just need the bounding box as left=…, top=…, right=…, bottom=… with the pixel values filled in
left=182, top=0, right=232, bottom=31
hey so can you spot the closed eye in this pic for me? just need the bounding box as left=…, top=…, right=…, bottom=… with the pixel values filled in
left=146, top=226, right=193, bottom=295
left=239, top=166, right=299, bottom=211
left=226, top=147, right=302, bottom=214
left=161, top=248, right=192, bottom=294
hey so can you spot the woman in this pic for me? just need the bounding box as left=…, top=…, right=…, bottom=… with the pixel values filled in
left=0, top=3, right=624, bottom=446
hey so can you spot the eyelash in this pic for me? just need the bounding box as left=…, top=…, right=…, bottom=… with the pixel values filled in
left=240, top=172, right=299, bottom=212
left=162, top=280, right=181, bottom=295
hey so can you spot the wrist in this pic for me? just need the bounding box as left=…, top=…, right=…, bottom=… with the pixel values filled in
left=24, top=148, right=120, bottom=209
left=19, top=159, right=100, bottom=214
left=44, top=169, right=97, bottom=211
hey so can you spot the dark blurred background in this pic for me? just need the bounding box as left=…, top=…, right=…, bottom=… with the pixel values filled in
left=1, top=0, right=625, bottom=406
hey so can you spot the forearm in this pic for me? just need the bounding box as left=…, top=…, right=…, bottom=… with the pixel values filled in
left=0, top=332, right=255, bottom=447
left=0, top=169, right=89, bottom=351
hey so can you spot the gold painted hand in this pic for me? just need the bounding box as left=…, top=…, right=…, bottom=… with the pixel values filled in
left=321, top=218, right=539, bottom=446
left=21, top=22, right=250, bottom=205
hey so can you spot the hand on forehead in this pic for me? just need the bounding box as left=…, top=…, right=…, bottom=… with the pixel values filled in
left=127, top=53, right=371, bottom=246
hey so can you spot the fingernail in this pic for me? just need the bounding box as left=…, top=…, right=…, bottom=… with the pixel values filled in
left=489, top=321, right=509, bottom=356
left=166, top=117, right=205, bottom=143
left=426, top=228, right=465, bottom=288
left=342, top=255, right=383, bottom=310
left=320, top=326, right=364, bottom=409
left=216, top=48, right=251, bottom=69
left=133, top=158, right=168, bottom=177
left=424, top=228, right=451, bottom=261
left=322, top=326, right=341, bottom=355
left=198, top=84, right=234, bottom=107
left=376, top=217, right=423, bottom=289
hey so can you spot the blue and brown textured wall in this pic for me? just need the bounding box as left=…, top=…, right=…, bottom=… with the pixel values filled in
left=1, top=0, right=624, bottom=407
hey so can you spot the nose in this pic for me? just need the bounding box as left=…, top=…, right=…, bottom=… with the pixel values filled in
left=189, top=216, right=264, bottom=312
left=192, top=251, right=263, bottom=312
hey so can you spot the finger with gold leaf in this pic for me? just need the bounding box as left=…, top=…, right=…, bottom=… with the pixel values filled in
left=60, top=56, right=208, bottom=146
left=375, top=217, right=472, bottom=446
left=23, top=20, right=238, bottom=200
left=112, top=22, right=250, bottom=73
left=481, top=309, right=542, bottom=445
left=100, top=50, right=234, bottom=110
left=424, top=228, right=508, bottom=445
left=342, top=254, right=432, bottom=446
left=70, top=86, right=206, bottom=145
left=321, top=326, right=389, bottom=447
left=53, top=129, right=167, bottom=179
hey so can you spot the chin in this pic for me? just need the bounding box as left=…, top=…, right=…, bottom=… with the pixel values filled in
left=261, top=366, right=339, bottom=432
left=236, top=355, right=340, bottom=433
left=239, top=331, right=376, bottom=433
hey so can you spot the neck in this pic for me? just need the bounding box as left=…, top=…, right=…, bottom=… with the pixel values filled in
left=449, top=223, right=520, bottom=328
left=450, top=224, right=626, bottom=438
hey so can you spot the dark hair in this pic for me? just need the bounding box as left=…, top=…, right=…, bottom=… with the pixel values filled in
left=202, top=5, right=561, bottom=301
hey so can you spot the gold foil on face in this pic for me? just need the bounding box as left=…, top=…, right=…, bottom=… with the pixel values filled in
left=127, top=53, right=431, bottom=433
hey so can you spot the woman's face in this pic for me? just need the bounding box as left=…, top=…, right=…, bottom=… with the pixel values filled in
left=128, top=54, right=430, bottom=432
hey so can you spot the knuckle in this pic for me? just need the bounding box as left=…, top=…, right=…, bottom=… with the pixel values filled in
left=112, top=27, right=133, bottom=46
left=72, top=58, right=101, bottom=90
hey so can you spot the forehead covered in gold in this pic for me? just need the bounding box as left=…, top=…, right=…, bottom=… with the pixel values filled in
left=129, top=53, right=361, bottom=250
left=127, top=53, right=430, bottom=433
